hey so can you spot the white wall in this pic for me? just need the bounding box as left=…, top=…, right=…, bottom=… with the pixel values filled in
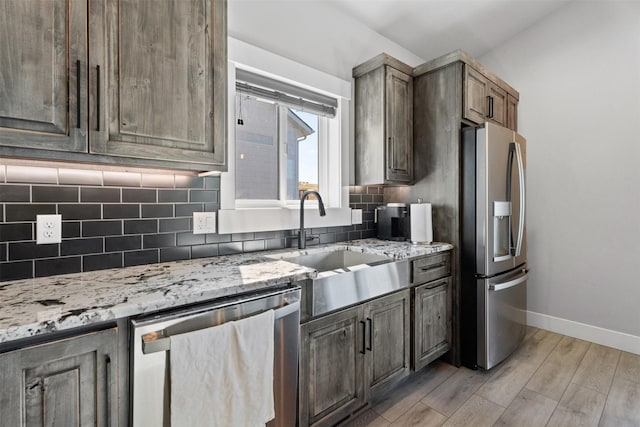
left=480, top=1, right=640, bottom=343
left=228, top=0, right=425, bottom=81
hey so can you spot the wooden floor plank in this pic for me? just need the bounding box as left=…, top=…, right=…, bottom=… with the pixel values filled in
left=475, top=328, right=563, bottom=407
left=388, top=402, right=446, bottom=427
left=359, top=329, right=639, bottom=427
left=340, top=408, right=391, bottom=427
left=523, top=326, right=540, bottom=343
left=525, top=336, right=590, bottom=401
left=546, top=383, right=606, bottom=427
left=615, top=351, right=640, bottom=384
left=599, top=377, right=640, bottom=427
left=509, top=328, right=563, bottom=367
left=571, top=343, right=620, bottom=395
left=440, top=395, right=504, bottom=427
left=494, top=388, right=557, bottom=427
left=372, top=361, right=457, bottom=423
left=421, top=367, right=489, bottom=417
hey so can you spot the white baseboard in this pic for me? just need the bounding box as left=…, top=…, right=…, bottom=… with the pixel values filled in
left=527, top=310, right=640, bottom=355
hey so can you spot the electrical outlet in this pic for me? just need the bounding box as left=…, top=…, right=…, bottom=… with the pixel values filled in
left=351, top=209, right=363, bottom=225
left=193, top=212, right=217, bottom=234
left=36, top=214, right=62, bottom=244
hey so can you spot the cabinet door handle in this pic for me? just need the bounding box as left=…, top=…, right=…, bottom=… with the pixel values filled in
left=366, top=317, right=372, bottom=351
left=105, top=355, right=111, bottom=427
left=419, top=261, right=446, bottom=272
left=486, top=95, right=495, bottom=119
left=360, top=321, right=366, bottom=355
left=490, top=96, right=494, bottom=118
left=76, top=60, right=81, bottom=128
left=96, top=65, right=101, bottom=131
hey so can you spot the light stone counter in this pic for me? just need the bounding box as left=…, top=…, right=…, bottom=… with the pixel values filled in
left=0, top=240, right=452, bottom=344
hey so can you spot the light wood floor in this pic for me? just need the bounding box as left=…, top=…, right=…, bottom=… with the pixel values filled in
left=342, top=327, right=640, bottom=427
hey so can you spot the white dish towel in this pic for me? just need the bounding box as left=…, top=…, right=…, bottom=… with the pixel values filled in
left=170, top=309, right=275, bottom=427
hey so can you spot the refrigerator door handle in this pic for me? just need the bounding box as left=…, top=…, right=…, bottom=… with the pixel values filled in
left=514, top=142, right=526, bottom=257
left=489, top=272, right=528, bottom=292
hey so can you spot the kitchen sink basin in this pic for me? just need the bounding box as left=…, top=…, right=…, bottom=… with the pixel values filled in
left=277, top=248, right=409, bottom=321
left=283, top=249, right=391, bottom=273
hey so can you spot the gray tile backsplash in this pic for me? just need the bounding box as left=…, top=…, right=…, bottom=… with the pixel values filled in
left=0, top=165, right=379, bottom=281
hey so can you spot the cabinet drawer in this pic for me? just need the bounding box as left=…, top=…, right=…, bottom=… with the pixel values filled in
left=412, top=252, right=451, bottom=285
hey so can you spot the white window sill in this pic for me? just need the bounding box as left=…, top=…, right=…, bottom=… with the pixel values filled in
left=218, top=207, right=353, bottom=234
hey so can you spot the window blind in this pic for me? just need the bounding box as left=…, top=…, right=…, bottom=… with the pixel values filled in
left=235, top=69, right=337, bottom=118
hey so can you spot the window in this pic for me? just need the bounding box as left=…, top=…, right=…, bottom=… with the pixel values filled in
left=233, top=68, right=336, bottom=207
left=234, top=97, right=321, bottom=203
left=218, top=38, right=352, bottom=234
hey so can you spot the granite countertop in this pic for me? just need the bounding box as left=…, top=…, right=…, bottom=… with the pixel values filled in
left=0, top=239, right=452, bottom=344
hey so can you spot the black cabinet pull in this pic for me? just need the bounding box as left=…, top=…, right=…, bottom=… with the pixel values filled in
left=490, top=96, right=494, bottom=118
left=105, top=355, right=111, bottom=427
left=360, top=321, right=366, bottom=355
left=366, top=317, right=372, bottom=351
left=486, top=96, right=491, bottom=118
left=96, top=65, right=101, bottom=131
left=76, top=60, right=81, bottom=128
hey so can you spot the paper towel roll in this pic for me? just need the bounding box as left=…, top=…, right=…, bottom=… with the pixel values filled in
left=410, top=203, right=433, bottom=244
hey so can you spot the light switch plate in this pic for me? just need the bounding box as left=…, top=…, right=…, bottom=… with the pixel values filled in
left=351, top=209, right=363, bottom=225
left=36, top=214, right=62, bottom=244
left=193, top=212, right=217, bottom=234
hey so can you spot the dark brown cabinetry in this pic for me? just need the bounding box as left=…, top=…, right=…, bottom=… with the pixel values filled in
left=353, top=54, right=413, bottom=185
left=299, top=289, right=410, bottom=426
left=387, top=50, right=518, bottom=366
left=0, top=0, right=88, bottom=153
left=0, top=0, right=227, bottom=171
left=411, top=251, right=452, bottom=371
left=464, top=65, right=509, bottom=128
left=0, top=328, right=118, bottom=426
left=90, top=0, right=227, bottom=170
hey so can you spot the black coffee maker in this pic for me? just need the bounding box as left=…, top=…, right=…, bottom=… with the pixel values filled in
left=375, top=203, right=410, bottom=241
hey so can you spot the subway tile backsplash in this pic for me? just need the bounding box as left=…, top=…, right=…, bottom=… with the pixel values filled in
left=0, top=164, right=380, bottom=281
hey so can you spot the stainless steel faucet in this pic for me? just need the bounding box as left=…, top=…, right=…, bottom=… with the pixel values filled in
left=299, top=190, right=326, bottom=249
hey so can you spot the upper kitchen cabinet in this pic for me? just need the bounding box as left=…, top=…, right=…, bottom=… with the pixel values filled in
left=0, top=0, right=227, bottom=172
left=0, top=0, right=88, bottom=153
left=354, top=54, right=413, bottom=185
left=464, top=66, right=508, bottom=128
left=414, top=50, right=519, bottom=131
left=89, top=0, right=227, bottom=171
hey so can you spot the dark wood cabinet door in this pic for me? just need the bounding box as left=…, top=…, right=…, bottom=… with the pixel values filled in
left=364, top=289, right=410, bottom=396
left=464, top=65, right=510, bottom=129
left=0, top=0, right=88, bottom=153
left=299, top=306, right=365, bottom=426
left=464, top=65, right=489, bottom=125
left=385, top=66, right=413, bottom=183
left=0, top=328, right=117, bottom=427
left=413, top=278, right=451, bottom=370
left=487, top=82, right=508, bottom=127
left=90, top=0, right=227, bottom=170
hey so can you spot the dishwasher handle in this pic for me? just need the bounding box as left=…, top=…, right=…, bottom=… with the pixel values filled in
left=141, top=297, right=300, bottom=355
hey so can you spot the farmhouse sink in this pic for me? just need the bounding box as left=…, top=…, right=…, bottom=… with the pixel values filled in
left=277, top=248, right=409, bottom=321
left=283, top=249, right=391, bottom=273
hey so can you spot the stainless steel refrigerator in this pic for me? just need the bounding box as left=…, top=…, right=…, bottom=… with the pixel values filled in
left=461, top=122, right=528, bottom=370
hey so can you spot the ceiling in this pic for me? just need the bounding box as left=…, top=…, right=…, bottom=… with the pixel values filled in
left=326, top=0, right=571, bottom=60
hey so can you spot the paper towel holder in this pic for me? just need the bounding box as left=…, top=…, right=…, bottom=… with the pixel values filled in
left=410, top=199, right=434, bottom=245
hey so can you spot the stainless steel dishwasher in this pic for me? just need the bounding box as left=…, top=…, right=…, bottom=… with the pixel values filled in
left=130, top=285, right=301, bottom=427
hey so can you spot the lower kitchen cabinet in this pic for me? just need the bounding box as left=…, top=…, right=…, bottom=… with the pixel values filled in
left=0, top=327, right=118, bottom=426
left=410, top=251, right=452, bottom=371
left=364, top=290, right=410, bottom=395
left=413, top=277, right=451, bottom=370
left=299, top=290, right=410, bottom=427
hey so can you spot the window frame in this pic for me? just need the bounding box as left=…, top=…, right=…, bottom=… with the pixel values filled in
left=218, top=38, right=352, bottom=234
left=233, top=100, right=327, bottom=209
